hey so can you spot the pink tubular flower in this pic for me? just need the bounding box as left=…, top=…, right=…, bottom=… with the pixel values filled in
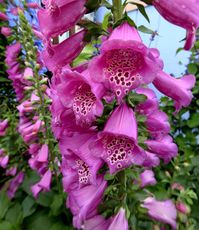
left=145, top=110, right=170, bottom=138
left=6, top=166, right=17, bottom=176
left=0, top=12, right=8, bottom=21
left=0, top=155, right=9, bottom=168
left=7, top=172, right=24, bottom=199
left=41, top=30, right=86, bottom=72
left=142, top=197, right=177, bottom=229
left=83, top=215, right=110, bottom=230
left=56, top=69, right=104, bottom=127
left=145, top=135, right=178, bottom=164
left=38, top=0, right=86, bottom=40
left=176, top=202, right=189, bottom=214
left=90, top=103, right=146, bottom=174
left=1, top=27, right=12, bottom=37
left=31, top=169, right=52, bottom=198
left=135, top=87, right=159, bottom=116
left=67, top=175, right=107, bottom=229
left=153, top=72, right=196, bottom=113
left=88, top=22, right=161, bottom=102
left=60, top=132, right=103, bottom=192
left=142, top=151, right=160, bottom=168
left=140, top=169, right=157, bottom=188
left=0, top=119, right=9, bottom=136
left=108, top=208, right=128, bottom=230
left=152, top=0, right=199, bottom=50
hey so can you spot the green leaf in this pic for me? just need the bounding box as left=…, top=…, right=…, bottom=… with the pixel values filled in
left=21, top=171, right=40, bottom=195
left=0, top=77, right=11, bottom=83
left=5, top=203, right=23, bottom=227
left=187, top=113, right=199, bottom=128
left=104, top=173, right=115, bottom=181
left=187, top=63, right=198, bottom=75
left=0, top=191, right=11, bottom=219
left=36, top=191, right=54, bottom=207
left=50, top=194, right=64, bottom=216
left=138, top=25, right=156, bottom=35
left=22, top=196, right=37, bottom=218
left=0, top=221, right=15, bottom=230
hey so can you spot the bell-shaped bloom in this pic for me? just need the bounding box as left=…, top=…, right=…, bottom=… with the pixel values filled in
left=1, top=27, right=12, bottom=37
left=67, top=175, right=107, bottom=229
left=108, top=208, right=128, bottom=230
left=90, top=103, right=146, bottom=174
left=135, top=88, right=159, bottom=116
left=6, top=166, right=17, bottom=176
left=89, top=22, right=161, bottom=102
left=0, top=155, right=9, bottom=168
left=56, top=69, right=104, bottom=128
left=142, top=197, right=177, bottom=229
left=142, top=151, right=160, bottom=168
left=7, top=172, right=24, bottom=199
left=83, top=215, right=110, bottom=230
left=152, top=0, right=199, bottom=50
left=140, top=169, right=157, bottom=188
left=59, top=132, right=103, bottom=192
left=0, top=119, right=9, bottom=136
left=145, top=135, right=178, bottom=163
left=41, top=30, right=86, bottom=72
left=38, top=0, right=86, bottom=40
left=153, top=72, right=195, bottom=113
left=0, top=12, right=8, bottom=21
left=145, top=110, right=170, bottom=138
left=31, top=169, right=52, bottom=198
left=176, top=202, right=189, bottom=214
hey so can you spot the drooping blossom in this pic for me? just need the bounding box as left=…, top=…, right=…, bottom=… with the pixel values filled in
left=153, top=72, right=196, bottom=113
left=90, top=103, right=146, bottom=174
left=67, top=175, right=107, bottom=229
left=31, top=169, right=52, bottom=198
left=83, top=215, right=110, bottom=230
left=176, top=202, right=189, bottom=214
left=145, top=135, right=178, bottom=163
left=7, top=172, right=24, bottom=199
left=38, top=0, right=86, bottom=40
left=41, top=30, right=86, bottom=73
left=108, top=208, right=128, bottom=230
left=140, top=169, right=157, bottom=188
left=142, top=197, right=177, bottom=229
left=59, top=132, right=103, bottom=192
left=0, top=119, right=9, bottom=136
left=1, top=26, right=12, bottom=37
left=6, top=166, right=17, bottom=176
left=56, top=69, right=104, bottom=128
left=152, top=0, right=199, bottom=50
left=142, top=151, right=160, bottom=168
left=89, top=22, right=161, bottom=102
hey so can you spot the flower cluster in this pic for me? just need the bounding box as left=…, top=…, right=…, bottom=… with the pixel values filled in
left=36, top=0, right=196, bottom=226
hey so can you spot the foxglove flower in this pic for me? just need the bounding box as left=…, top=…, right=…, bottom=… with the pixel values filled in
left=60, top=133, right=103, bottom=192
left=67, top=175, right=107, bottom=229
left=83, top=215, right=110, bottom=230
left=56, top=69, right=104, bottom=128
left=90, top=103, right=146, bottom=174
left=38, top=0, right=86, bottom=40
left=145, top=110, right=170, bottom=138
left=31, top=169, right=52, bottom=198
left=7, top=172, right=24, bottom=199
left=145, top=135, right=178, bottom=163
left=41, top=30, right=86, bottom=72
left=142, top=197, right=177, bottom=229
left=89, top=22, right=161, bottom=101
left=142, top=151, right=160, bottom=168
left=176, top=202, right=189, bottom=214
left=108, top=208, right=128, bottom=230
left=1, top=26, right=12, bottom=37
left=140, top=169, right=157, bottom=188
left=135, top=88, right=159, bottom=116
left=153, top=72, right=196, bottom=113
left=152, top=0, right=199, bottom=50
left=0, top=119, right=9, bottom=136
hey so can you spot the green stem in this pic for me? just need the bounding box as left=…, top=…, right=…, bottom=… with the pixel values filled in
left=112, top=0, right=123, bottom=23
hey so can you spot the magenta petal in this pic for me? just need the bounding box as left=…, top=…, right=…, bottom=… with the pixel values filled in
left=38, top=169, right=52, bottom=191
left=140, top=169, right=157, bottom=188
left=153, top=71, right=196, bottom=113
left=38, top=0, right=86, bottom=40
left=108, top=208, right=128, bottom=230
left=37, top=144, right=49, bottom=162
left=31, top=183, right=42, bottom=198
left=142, top=197, right=177, bottom=229
left=103, top=103, right=137, bottom=141
left=84, top=215, right=110, bottom=230
left=41, top=30, right=86, bottom=72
